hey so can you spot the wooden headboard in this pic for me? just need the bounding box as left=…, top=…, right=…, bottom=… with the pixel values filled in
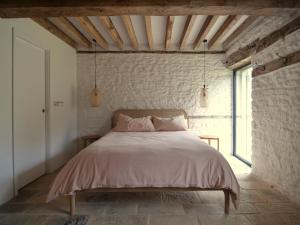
left=112, top=109, right=189, bottom=128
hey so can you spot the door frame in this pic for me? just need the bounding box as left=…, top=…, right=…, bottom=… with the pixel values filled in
left=12, top=28, right=50, bottom=195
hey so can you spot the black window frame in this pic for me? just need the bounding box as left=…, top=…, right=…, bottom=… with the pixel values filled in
left=232, top=66, right=252, bottom=167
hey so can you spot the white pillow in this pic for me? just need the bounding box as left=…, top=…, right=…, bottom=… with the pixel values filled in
left=113, top=114, right=155, bottom=132
left=153, top=115, right=187, bottom=131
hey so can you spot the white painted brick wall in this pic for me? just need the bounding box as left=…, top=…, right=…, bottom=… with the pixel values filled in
left=252, top=63, right=300, bottom=201
left=77, top=53, right=233, bottom=153
left=227, top=15, right=300, bottom=205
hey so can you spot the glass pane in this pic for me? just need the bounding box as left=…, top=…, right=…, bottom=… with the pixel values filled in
left=235, top=66, right=252, bottom=164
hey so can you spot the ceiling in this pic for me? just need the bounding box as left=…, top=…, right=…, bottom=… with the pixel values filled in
left=2, top=0, right=299, bottom=53
left=35, top=15, right=255, bottom=52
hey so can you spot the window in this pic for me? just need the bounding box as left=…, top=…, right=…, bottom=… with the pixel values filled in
left=233, top=65, right=252, bottom=166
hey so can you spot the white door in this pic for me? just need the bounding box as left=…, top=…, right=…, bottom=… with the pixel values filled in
left=14, top=34, right=46, bottom=190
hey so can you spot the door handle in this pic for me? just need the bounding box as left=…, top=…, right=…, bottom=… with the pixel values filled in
left=42, top=109, right=45, bottom=113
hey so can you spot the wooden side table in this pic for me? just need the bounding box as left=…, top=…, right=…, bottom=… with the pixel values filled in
left=81, top=135, right=102, bottom=148
left=199, top=135, right=220, bottom=151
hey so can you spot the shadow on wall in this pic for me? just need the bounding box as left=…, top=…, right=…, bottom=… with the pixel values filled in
left=46, top=150, right=74, bottom=173
left=15, top=161, right=46, bottom=191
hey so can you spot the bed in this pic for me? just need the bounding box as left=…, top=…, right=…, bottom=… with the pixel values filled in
left=47, top=109, right=240, bottom=215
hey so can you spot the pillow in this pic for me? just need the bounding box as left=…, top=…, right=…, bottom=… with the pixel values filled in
left=153, top=115, right=187, bottom=131
left=113, top=114, right=155, bottom=132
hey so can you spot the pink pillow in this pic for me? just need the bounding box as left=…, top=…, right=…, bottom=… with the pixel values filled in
left=113, top=114, right=155, bottom=132
left=153, top=116, right=187, bottom=131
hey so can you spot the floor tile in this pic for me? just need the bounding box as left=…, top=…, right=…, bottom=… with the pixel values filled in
left=239, top=180, right=271, bottom=190
left=138, top=202, right=185, bottom=215
left=197, top=191, right=224, bottom=203
left=42, top=215, right=71, bottom=225
left=0, top=214, right=48, bottom=225
left=245, top=214, right=288, bottom=225
left=8, top=190, right=39, bottom=203
left=183, top=203, right=224, bottom=215
left=75, top=203, right=106, bottom=215
left=231, top=202, right=259, bottom=214
left=103, top=202, right=138, bottom=215
left=159, top=191, right=202, bottom=204
left=256, top=189, right=290, bottom=203
left=76, top=192, right=116, bottom=203
left=198, top=214, right=252, bottom=225
left=0, top=203, right=31, bottom=213
left=23, top=190, right=49, bottom=204
left=24, top=203, right=68, bottom=215
left=87, top=215, right=148, bottom=225
left=42, top=215, right=88, bottom=225
left=239, top=189, right=266, bottom=203
left=254, top=202, right=300, bottom=214
left=149, top=215, right=199, bottom=225
left=279, top=214, right=300, bottom=225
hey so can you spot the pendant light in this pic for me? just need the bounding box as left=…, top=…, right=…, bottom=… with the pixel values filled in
left=200, top=39, right=208, bottom=108
left=90, top=39, right=101, bottom=107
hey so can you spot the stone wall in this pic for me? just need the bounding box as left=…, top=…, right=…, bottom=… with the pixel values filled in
left=77, top=53, right=233, bottom=153
left=227, top=14, right=300, bottom=205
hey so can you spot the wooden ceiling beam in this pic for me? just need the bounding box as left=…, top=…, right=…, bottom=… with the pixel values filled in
left=32, top=18, right=77, bottom=49
left=193, top=15, right=218, bottom=49
left=1, top=1, right=299, bottom=17
left=121, top=15, right=138, bottom=50
left=145, top=16, right=153, bottom=50
left=252, top=50, right=300, bottom=77
left=78, top=50, right=225, bottom=54
left=165, top=16, right=175, bottom=50
left=179, top=15, right=197, bottom=50
left=76, top=16, right=108, bottom=49
left=225, top=16, right=300, bottom=69
left=51, top=17, right=91, bottom=48
left=99, top=16, right=123, bottom=49
left=222, top=16, right=257, bottom=50
left=207, top=15, right=238, bottom=49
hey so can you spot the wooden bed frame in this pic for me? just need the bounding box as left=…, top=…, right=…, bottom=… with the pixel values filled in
left=69, top=188, right=231, bottom=215
left=68, top=109, right=231, bottom=215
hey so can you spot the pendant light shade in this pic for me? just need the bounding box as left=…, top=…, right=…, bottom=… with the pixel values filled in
left=90, top=39, right=101, bottom=107
left=90, top=87, right=101, bottom=107
left=200, top=85, right=208, bottom=108
left=200, top=39, right=208, bottom=108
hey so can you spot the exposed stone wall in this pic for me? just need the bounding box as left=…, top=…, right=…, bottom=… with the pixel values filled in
left=227, top=15, right=300, bottom=205
left=77, top=53, right=233, bottom=153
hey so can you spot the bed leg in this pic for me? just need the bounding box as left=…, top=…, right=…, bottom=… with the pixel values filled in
left=224, top=190, right=230, bottom=215
left=70, top=194, right=76, bottom=216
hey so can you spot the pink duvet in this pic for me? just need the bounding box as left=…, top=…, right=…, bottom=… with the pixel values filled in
left=47, top=131, right=240, bottom=208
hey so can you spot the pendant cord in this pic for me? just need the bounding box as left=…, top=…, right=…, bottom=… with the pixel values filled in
left=94, top=39, right=97, bottom=89
left=203, top=39, right=206, bottom=88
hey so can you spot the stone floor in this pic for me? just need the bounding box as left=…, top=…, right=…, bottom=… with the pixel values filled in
left=0, top=155, right=299, bottom=225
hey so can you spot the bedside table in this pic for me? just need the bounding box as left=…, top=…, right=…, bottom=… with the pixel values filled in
left=199, top=135, right=220, bottom=151
left=82, top=135, right=102, bottom=148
